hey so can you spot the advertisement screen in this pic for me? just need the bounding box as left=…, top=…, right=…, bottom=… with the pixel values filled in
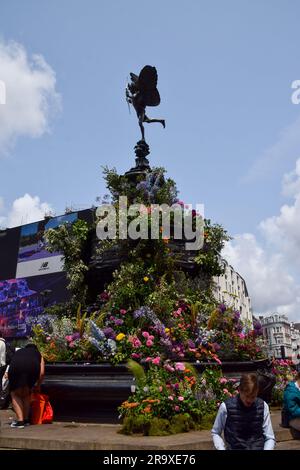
left=0, top=272, right=69, bottom=338
left=16, top=212, right=78, bottom=278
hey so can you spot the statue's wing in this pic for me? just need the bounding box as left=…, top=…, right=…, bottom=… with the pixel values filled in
left=138, top=65, right=160, bottom=107
left=130, top=72, right=139, bottom=84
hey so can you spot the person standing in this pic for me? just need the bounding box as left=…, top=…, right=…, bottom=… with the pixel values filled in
left=0, top=333, right=6, bottom=384
left=8, top=343, right=45, bottom=428
left=211, top=372, right=276, bottom=450
left=283, top=371, right=300, bottom=431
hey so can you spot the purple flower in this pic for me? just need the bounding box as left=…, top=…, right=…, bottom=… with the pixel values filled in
left=103, top=327, right=116, bottom=339
left=219, top=304, right=226, bottom=313
left=234, top=311, right=241, bottom=320
left=187, top=339, right=196, bottom=349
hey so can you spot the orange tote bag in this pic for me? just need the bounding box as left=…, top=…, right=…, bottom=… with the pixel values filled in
left=30, top=392, right=48, bottom=425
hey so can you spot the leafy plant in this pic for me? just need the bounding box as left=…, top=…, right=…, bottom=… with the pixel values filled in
left=44, top=219, right=90, bottom=309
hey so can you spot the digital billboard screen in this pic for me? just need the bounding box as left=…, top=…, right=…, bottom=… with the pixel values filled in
left=0, top=272, right=69, bottom=339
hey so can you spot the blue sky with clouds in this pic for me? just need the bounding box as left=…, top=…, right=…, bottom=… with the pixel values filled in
left=1, top=0, right=300, bottom=319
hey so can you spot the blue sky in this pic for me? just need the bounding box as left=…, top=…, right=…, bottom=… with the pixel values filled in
left=1, top=0, right=300, bottom=319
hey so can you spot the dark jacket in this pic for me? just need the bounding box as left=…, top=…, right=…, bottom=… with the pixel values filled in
left=283, top=381, right=300, bottom=421
left=224, top=396, right=265, bottom=450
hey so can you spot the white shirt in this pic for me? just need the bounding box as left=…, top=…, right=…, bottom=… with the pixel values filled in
left=0, top=338, right=6, bottom=367
left=211, top=400, right=276, bottom=450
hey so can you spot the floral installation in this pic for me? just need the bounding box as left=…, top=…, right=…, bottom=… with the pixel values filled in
left=118, top=360, right=239, bottom=435
left=29, top=165, right=272, bottom=434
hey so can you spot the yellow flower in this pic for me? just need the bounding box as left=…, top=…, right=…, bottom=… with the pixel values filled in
left=165, top=328, right=170, bottom=334
left=116, top=333, right=126, bottom=341
left=143, top=276, right=149, bottom=282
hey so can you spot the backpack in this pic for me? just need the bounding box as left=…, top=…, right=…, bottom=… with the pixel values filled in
left=0, top=339, right=15, bottom=365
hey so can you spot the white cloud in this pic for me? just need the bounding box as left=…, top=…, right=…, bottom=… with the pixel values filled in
left=260, top=159, right=300, bottom=263
left=282, top=158, right=300, bottom=198
left=0, top=39, right=61, bottom=154
left=223, top=234, right=300, bottom=319
left=223, top=159, right=300, bottom=322
left=0, top=194, right=53, bottom=228
left=244, top=116, right=300, bottom=182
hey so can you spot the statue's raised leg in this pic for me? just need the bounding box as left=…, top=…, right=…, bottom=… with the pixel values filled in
left=144, top=116, right=165, bottom=128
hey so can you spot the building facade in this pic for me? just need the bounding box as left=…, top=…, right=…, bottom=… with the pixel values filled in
left=213, top=259, right=253, bottom=323
left=260, top=314, right=294, bottom=361
left=290, top=323, right=300, bottom=364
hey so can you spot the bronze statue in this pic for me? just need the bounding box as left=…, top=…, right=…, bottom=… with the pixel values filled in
left=126, top=65, right=165, bottom=141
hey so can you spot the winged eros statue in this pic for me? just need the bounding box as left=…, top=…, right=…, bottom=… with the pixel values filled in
left=126, top=65, right=165, bottom=141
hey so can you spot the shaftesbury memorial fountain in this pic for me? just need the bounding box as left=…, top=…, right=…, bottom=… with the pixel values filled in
left=42, top=66, right=274, bottom=424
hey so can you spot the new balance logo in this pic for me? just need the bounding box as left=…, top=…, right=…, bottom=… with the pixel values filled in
left=39, top=261, right=49, bottom=271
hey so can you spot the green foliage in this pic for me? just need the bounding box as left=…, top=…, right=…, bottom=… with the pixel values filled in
left=43, top=303, right=71, bottom=318
left=119, top=415, right=150, bottom=435
left=195, top=219, right=231, bottom=278
left=102, top=166, right=178, bottom=206
left=118, top=363, right=239, bottom=436
left=127, top=359, right=146, bottom=387
left=44, top=219, right=89, bottom=309
left=107, top=262, right=154, bottom=311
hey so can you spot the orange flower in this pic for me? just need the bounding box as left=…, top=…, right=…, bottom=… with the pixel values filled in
left=142, top=399, right=160, bottom=404
left=143, top=406, right=152, bottom=413
left=122, top=401, right=139, bottom=408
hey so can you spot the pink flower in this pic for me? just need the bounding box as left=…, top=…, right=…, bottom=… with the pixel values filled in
left=152, top=356, right=161, bottom=365
left=131, top=353, right=141, bottom=359
left=174, top=405, right=180, bottom=412
left=178, top=396, right=184, bottom=401
left=168, top=396, right=174, bottom=401
left=132, top=338, right=142, bottom=348
left=148, top=335, right=154, bottom=341
left=164, top=364, right=175, bottom=372
left=146, top=339, right=153, bottom=347
left=223, top=388, right=230, bottom=394
left=142, top=331, right=149, bottom=338
left=145, top=357, right=152, bottom=362
left=175, top=362, right=185, bottom=371
left=219, top=377, right=228, bottom=384
left=158, top=386, right=163, bottom=392
left=120, top=309, right=127, bottom=315
left=65, top=335, right=73, bottom=342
